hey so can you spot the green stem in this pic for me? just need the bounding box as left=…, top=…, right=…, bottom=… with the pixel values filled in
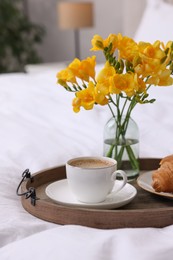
left=106, top=144, right=115, bottom=158
left=116, top=146, right=125, bottom=168
left=120, top=98, right=128, bottom=118
left=126, top=145, right=139, bottom=170
left=106, top=94, right=140, bottom=174
left=108, top=103, right=115, bottom=118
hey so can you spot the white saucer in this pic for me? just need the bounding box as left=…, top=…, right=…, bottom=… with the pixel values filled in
left=45, top=179, right=137, bottom=209
left=137, top=171, right=173, bottom=199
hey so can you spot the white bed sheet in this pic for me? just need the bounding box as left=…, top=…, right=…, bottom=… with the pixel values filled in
left=1, top=225, right=173, bottom=260
left=0, top=64, right=173, bottom=259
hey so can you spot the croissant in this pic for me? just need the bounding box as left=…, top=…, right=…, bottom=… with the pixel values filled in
left=152, top=155, right=173, bottom=193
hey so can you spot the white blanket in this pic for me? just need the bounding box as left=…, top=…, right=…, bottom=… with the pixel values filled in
left=1, top=225, right=173, bottom=260
left=0, top=65, right=173, bottom=259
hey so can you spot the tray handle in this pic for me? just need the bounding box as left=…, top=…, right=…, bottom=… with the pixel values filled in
left=16, top=169, right=39, bottom=206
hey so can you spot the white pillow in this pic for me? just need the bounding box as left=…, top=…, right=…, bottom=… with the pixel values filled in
left=134, top=0, right=173, bottom=43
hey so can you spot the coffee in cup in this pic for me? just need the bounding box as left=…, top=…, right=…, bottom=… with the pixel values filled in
left=69, top=158, right=114, bottom=168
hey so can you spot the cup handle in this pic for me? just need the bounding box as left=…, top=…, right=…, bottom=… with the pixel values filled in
left=111, top=170, right=127, bottom=193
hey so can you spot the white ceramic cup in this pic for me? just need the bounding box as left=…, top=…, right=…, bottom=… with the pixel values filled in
left=66, top=156, right=127, bottom=204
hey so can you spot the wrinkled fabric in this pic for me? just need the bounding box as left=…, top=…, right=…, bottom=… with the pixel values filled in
left=1, top=225, right=173, bottom=260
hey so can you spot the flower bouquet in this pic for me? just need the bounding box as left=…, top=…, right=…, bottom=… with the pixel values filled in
left=57, top=33, right=173, bottom=180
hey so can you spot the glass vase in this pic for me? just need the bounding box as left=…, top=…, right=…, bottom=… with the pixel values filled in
left=103, top=116, right=139, bottom=181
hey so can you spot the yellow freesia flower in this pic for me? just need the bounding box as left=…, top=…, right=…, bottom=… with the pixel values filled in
left=103, top=34, right=119, bottom=53
left=135, top=41, right=166, bottom=78
left=110, top=73, right=139, bottom=97
left=95, top=90, right=109, bottom=106
left=147, top=69, right=173, bottom=86
left=91, top=34, right=120, bottom=53
left=72, top=97, right=81, bottom=113
left=72, top=81, right=96, bottom=112
left=80, top=56, right=96, bottom=80
left=96, top=62, right=116, bottom=95
left=68, top=56, right=96, bottom=82
left=137, top=76, right=147, bottom=93
left=68, top=58, right=89, bottom=82
left=118, top=36, right=138, bottom=62
left=72, top=81, right=109, bottom=112
left=90, top=35, right=104, bottom=51
left=57, top=67, right=76, bottom=85
left=161, top=41, right=173, bottom=65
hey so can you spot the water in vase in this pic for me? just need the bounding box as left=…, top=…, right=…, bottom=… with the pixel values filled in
left=104, top=138, right=139, bottom=181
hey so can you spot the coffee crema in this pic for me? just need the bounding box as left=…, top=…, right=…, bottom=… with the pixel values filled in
left=70, top=158, right=114, bottom=168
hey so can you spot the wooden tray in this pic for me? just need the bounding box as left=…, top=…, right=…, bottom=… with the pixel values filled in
left=20, top=158, right=173, bottom=229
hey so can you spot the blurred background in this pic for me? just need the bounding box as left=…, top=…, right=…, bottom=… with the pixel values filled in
left=0, top=0, right=146, bottom=73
